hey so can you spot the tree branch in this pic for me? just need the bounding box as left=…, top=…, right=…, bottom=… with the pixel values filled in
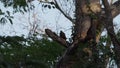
left=56, top=39, right=79, bottom=68
left=102, top=0, right=118, bottom=39
left=54, top=0, right=74, bottom=23
left=39, top=0, right=74, bottom=23
left=102, top=0, right=120, bottom=67
left=102, top=0, right=120, bottom=45
left=45, top=29, right=69, bottom=48
left=111, top=0, right=120, bottom=18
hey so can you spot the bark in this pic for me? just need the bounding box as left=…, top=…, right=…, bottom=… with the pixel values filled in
left=45, top=29, right=69, bottom=48
left=44, top=0, right=120, bottom=68
left=102, top=0, right=120, bottom=68
left=55, top=0, right=104, bottom=67
left=111, top=0, right=120, bottom=18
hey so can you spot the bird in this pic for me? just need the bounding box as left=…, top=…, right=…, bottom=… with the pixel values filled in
left=60, top=31, right=66, bottom=40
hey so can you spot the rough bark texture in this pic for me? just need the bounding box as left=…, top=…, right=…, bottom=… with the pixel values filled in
left=102, top=0, right=120, bottom=68
left=45, top=0, right=120, bottom=68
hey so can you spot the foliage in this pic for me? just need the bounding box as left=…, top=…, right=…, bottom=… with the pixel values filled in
left=0, top=9, right=13, bottom=24
left=0, top=35, right=64, bottom=68
left=0, top=0, right=120, bottom=68
left=0, top=0, right=34, bottom=24
left=0, top=0, right=64, bottom=67
left=0, top=34, right=117, bottom=68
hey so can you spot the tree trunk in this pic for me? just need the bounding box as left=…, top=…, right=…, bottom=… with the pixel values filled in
left=45, top=0, right=120, bottom=68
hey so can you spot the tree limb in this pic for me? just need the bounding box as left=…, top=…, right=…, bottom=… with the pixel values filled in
left=39, top=0, right=74, bottom=23
left=102, top=0, right=120, bottom=67
left=45, top=29, right=69, bottom=48
left=54, top=0, right=74, bottom=23
left=111, top=0, right=120, bottom=18
left=102, top=0, right=119, bottom=42
left=56, top=39, right=79, bottom=68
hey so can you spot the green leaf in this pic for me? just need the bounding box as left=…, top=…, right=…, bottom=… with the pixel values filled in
left=6, top=11, right=10, bottom=16
left=48, top=5, right=51, bottom=9
left=0, top=9, right=5, bottom=15
left=8, top=19, right=13, bottom=24
left=0, top=17, right=7, bottom=24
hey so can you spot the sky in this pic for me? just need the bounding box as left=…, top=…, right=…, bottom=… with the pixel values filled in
left=0, top=0, right=73, bottom=38
left=0, top=0, right=120, bottom=39
left=0, top=0, right=119, bottom=67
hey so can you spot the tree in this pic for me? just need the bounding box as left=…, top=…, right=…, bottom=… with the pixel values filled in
left=0, top=0, right=120, bottom=68
left=0, top=0, right=34, bottom=24
left=45, top=0, right=120, bottom=68
left=0, top=35, right=65, bottom=68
